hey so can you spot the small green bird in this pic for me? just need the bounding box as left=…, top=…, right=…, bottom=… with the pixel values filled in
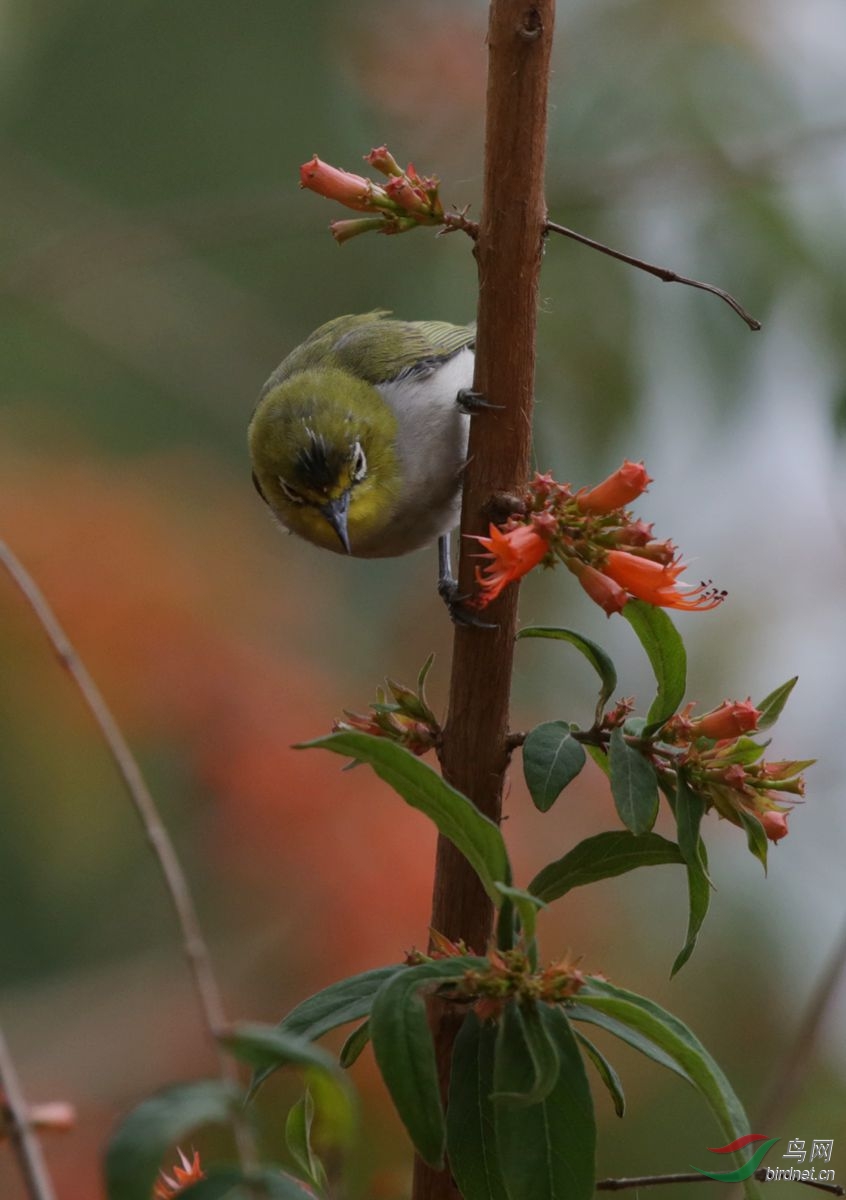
left=249, top=311, right=490, bottom=615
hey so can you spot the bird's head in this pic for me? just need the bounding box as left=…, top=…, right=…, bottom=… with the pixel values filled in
left=248, top=367, right=400, bottom=554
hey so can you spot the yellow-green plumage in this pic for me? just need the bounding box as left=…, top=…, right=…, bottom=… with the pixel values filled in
left=248, top=312, right=475, bottom=558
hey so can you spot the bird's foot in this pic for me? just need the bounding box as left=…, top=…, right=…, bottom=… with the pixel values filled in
left=456, top=388, right=505, bottom=415
left=438, top=576, right=498, bottom=629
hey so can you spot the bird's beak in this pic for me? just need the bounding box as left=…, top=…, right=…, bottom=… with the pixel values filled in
left=321, top=492, right=352, bottom=554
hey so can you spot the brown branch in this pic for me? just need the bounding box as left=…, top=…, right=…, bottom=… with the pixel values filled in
left=755, top=910, right=846, bottom=1133
left=0, top=1025, right=58, bottom=1200
left=545, top=219, right=762, bottom=331
left=413, top=3, right=555, bottom=1199
left=597, top=1170, right=843, bottom=1195
left=0, top=541, right=257, bottom=1171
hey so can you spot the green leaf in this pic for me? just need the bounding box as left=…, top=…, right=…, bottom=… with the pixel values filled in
left=517, top=626, right=617, bottom=723
left=608, top=727, right=659, bottom=834
left=370, top=956, right=488, bottom=1168
left=104, top=1081, right=241, bottom=1200
left=522, top=722, right=587, bottom=812
left=572, top=979, right=761, bottom=1200
left=339, top=1020, right=370, bottom=1069
left=568, top=1005, right=690, bottom=1083
left=495, top=1005, right=596, bottom=1200
left=671, top=853, right=711, bottom=977
left=737, top=807, right=769, bottom=871
left=248, top=964, right=401, bottom=1100
left=573, top=1029, right=625, bottom=1117
left=494, top=884, right=547, bottom=943
left=285, top=1090, right=327, bottom=1194
left=220, top=1023, right=344, bottom=1080
left=493, top=999, right=561, bottom=1108
left=529, top=830, right=683, bottom=904
left=675, top=772, right=705, bottom=868
left=446, top=1013, right=509, bottom=1200
left=756, top=676, right=797, bottom=731
left=181, top=1171, right=321, bottom=1199
left=301, top=733, right=511, bottom=902
left=622, top=600, right=686, bottom=729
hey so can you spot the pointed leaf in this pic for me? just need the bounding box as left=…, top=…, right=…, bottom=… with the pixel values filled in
left=573, top=1030, right=625, bottom=1117
left=609, top=727, right=659, bottom=834
left=756, top=676, right=797, bottom=731
left=529, top=830, right=683, bottom=904
left=494, top=1005, right=596, bottom=1200
left=370, top=956, right=488, bottom=1168
left=104, top=1081, right=241, bottom=1200
left=671, top=853, right=711, bottom=976
left=249, top=964, right=401, bottom=1099
left=522, top=722, right=587, bottom=811
left=446, top=1012, right=509, bottom=1200
left=675, top=773, right=705, bottom=868
left=517, top=626, right=617, bottom=723
left=493, top=999, right=560, bottom=1108
left=339, top=1020, right=370, bottom=1069
left=220, top=1023, right=343, bottom=1079
left=737, top=807, right=769, bottom=871
left=301, top=734, right=511, bottom=902
left=568, top=1005, right=690, bottom=1083
left=285, top=1090, right=327, bottom=1194
left=571, top=979, right=761, bottom=1200
left=622, top=600, right=686, bottom=729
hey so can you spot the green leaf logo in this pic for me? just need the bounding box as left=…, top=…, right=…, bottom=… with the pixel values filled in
left=692, top=1134, right=779, bottom=1182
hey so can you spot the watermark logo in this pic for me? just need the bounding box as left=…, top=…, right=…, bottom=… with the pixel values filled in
left=692, top=1134, right=780, bottom=1183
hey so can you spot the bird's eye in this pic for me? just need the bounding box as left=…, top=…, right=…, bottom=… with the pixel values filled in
left=278, top=476, right=305, bottom=505
left=351, top=441, right=367, bottom=483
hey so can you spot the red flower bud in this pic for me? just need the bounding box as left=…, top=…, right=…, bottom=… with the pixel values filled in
left=568, top=559, right=629, bottom=616
left=364, top=145, right=403, bottom=177
left=759, top=810, right=789, bottom=842
left=691, top=699, right=761, bottom=740
left=300, top=156, right=382, bottom=212
left=577, top=460, right=652, bottom=514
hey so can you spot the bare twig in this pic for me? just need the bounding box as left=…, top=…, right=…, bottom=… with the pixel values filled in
left=545, top=220, right=762, bottom=331
left=0, top=541, right=257, bottom=1170
left=0, top=1024, right=58, bottom=1200
left=755, top=911, right=846, bottom=1132
left=597, top=1170, right=843, bottom=1195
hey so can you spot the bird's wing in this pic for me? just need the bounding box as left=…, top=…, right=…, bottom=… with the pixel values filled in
left=261, top=312, right=475, bottom=395
left=331, top=315, right=476, bottom=385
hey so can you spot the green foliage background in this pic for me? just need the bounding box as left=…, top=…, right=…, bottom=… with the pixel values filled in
left=1, top=0, right=845, bottom=1195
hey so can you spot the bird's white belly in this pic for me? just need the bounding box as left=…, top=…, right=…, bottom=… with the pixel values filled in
left=359, top=348, right=473, bottom=557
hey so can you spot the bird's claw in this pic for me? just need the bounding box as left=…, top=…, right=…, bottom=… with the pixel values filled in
left=438, top=577, right=498, bottom=629
left=456, top=388, right=505, bottom=415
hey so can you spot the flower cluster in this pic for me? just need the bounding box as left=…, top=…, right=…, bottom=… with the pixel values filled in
left=458, top=949, right=587, bottom=1021
left=472, top=460, right=726, bottom=614
left=333, top=655, right=441, bottom=756
left=300, top=146, right=447, bottom=244
left=154, top=1148, right=204, bottom=1199
left=659, top=699, right=811, bottom=845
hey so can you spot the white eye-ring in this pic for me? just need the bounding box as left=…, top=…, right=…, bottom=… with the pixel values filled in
left=278, top=476, right=305, bottom=505
left=351, top=441, right=367, bottom=482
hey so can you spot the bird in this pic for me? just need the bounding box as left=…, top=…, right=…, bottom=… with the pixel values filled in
left=248, top=311, right=493, bottom=618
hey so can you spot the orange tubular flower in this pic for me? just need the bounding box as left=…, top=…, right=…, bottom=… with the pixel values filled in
left=603, top=550, right=726, bottom=611
left=154, top=1149, right=205, bottom=1199
left=472, top=523, right=551, bottom=607
left=577, top=460, right=652, bottom=514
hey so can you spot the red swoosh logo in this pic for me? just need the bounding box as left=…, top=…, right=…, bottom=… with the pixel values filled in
left=707, top=1135, right=770, bottom=1154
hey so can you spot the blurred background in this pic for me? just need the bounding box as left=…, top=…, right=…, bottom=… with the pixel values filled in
left=2, top=0, right=845, bottom=1195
